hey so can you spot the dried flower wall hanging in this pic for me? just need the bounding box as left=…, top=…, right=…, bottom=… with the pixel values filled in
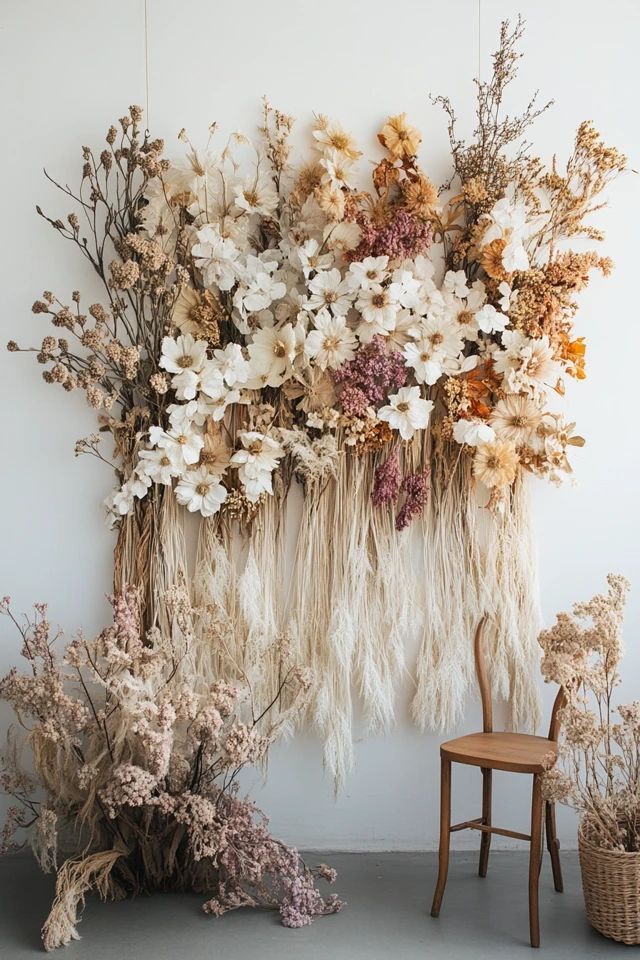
left=6, top=17, right=627, bottom=787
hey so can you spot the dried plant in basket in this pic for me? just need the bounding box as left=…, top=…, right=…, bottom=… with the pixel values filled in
left=540, top=574, right=639, bottom=852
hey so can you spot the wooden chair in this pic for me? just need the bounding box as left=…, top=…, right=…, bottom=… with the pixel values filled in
left=430, top=616, right=566, bottom=948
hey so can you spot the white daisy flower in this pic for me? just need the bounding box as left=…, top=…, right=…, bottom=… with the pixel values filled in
left=148, top=425, right=204, bottom=468
left=452, top=419, right=496, bottom=447
left=305, top=310, right=357, bottom=370
left=347, top=256, right=389, bottom=291
left=378, top=386, right=434, bottom=441
left=233, top=171, right=279, bottom=218
left=295, top=239, right=334, bottom=278
left=192, top=225, right=240, bottom=291
left=175, top=467, right=227, bottom=517
left=306, top=268, right=354, bottom=316
left=403, top=340, right=444, bottom=386
left=247, top=324, right=297, bottom=387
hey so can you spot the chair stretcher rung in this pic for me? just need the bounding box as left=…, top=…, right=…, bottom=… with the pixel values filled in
left=449, top=820, right=531, bottom=842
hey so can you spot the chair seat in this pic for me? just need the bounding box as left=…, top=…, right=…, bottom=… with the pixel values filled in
left=441, top=731, right=558, bottom=774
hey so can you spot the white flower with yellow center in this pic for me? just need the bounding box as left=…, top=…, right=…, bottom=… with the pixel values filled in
left=159, top=334, right=207, bottom=402
left=378, top=386, right=434, bottom=441
left=247, top=324, right=297, bottom=387
left=212, top=342, right=251, bottom=387
left=356, top=284, right=399, bottom=337
left=233, top=171, right=279, bottom=218
left=137, top=447, right=181, bottom=485
left=296, top=239, right=334, bottom=278
left=175, top=467, right=227, bottom=517
left=419, top=314, right=465, bottom=358
left=231, top=431, right=285, bottom=502
left=305, top=310, right=357, bottom=370
left=348, top=256, right=389, bottom=291
left=149, top=424, right=204, bottom=468
left=403, top=339, right=444, bottom=386
left=306, top=268, right=353, bottom=316
left=320, top=148, right=355, bottom=188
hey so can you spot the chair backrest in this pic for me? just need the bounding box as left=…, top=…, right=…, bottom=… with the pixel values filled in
left=473, top=616, right=565, bottom=743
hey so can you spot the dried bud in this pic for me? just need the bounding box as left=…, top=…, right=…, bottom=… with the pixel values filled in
left=100, top=150, right=113, bottom=171
left=68, top=214, right=80, bottom=231
left=71, top=291, right=80, bottom=303
left=82, top=163, right=91, bottom=179
left=119, top=115, right=132, bottom=130
left=57, top=338, right=69, bottom=352
left=130, top=105, right=143, bottom=123
left=6, top=340, right=18, bottom=352
left=43, top=291, right=55, bottom=304
left=106, top=125, right=117, bottom=145
left=32, top=300, right=48, bottom=314
left=149, top=372, right=169, bottom=394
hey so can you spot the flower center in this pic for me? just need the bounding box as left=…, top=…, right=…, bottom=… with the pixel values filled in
left=372, top=293, right=386, bottom=308
left=324, top=291, right=338, bottom=304
left=177, top=354, right=193, bottom=368
left=160, top=456, right=171, bottom=467
left=330, top=133, right=349, bottom=151
left=397, top=402, right=410, bottom=412
left=487, top=456, right=499, bottom=469
left=420, top=352, right=429, bottom=362
left=429, top=332, right=444, bottom=346
left=366, top=269, right=377, bottom=279
left=244, top=189, right=259, bottom=206
left=273, top=340, right=287, bottom=358
left=324, top=336, right=340, bottom=351
left=248, top=441, right=263, bottom=455
left=512, top=415, right=526, bottom=427
left=196, top=483, right=210, bottom=496
left=177, top=435, right=187, bottom=445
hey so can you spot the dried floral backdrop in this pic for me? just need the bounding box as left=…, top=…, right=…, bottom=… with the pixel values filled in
left=6, top=17, right=626, bottom=795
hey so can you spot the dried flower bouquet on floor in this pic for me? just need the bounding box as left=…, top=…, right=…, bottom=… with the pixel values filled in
left=0, top=588, right=341, bottom=950
left=6, top=17, right=627, bottom=784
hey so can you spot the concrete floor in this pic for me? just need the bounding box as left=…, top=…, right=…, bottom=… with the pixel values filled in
left=0, top=851, right=626, bottom=958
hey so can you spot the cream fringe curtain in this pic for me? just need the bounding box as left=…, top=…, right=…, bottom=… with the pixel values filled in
left=120, top=463, right=541, bottom=788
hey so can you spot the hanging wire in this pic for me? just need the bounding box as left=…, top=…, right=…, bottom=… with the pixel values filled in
left=478, top=0, right=482, bottom=82
left=143, top=0, right=150, bottom=130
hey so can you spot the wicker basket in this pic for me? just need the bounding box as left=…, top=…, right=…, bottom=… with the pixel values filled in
left=579, top=816, right=640, bottom=944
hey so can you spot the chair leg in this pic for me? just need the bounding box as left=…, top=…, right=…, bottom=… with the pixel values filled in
left=430, top=756, right=452, bottom=917
left=545, top=801, right=563, bottom=893
left=528, top=774, right=543, bottom=948
left=478, top=767, right=492, bottom=877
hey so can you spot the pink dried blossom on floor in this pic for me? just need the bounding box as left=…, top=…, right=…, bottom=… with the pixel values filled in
left=0, top=589, right=342, bottom=950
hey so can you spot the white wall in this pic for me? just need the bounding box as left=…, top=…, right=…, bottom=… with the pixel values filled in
left=1, top=0, right=639, bottom=851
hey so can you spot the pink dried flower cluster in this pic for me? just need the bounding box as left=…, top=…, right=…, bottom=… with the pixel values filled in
left=539, top=574, right=640, bottom=852
left=372, top=450, right=401, bottom=507
left=0, top=588, right=341, bottom=949
left=334, top=336, right=406, bottom=415
left=348, top=210, right=432, bottom=261
left=395, top=469, right=431, bottom=531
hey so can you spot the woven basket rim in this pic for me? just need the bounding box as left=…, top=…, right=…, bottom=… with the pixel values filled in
left=579, top=813, right=640, bottom=860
